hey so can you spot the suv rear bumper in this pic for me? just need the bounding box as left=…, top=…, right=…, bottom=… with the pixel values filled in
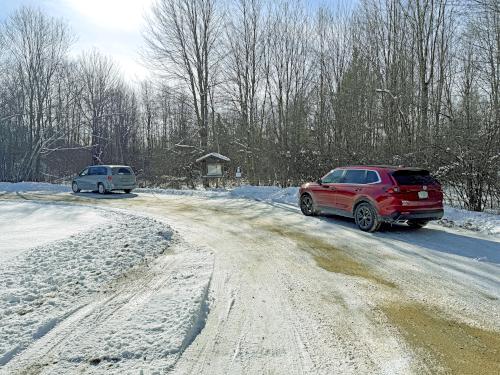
left=383, top=209, right=444, bottom=223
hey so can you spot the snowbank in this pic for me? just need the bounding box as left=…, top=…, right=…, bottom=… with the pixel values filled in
left=0, top=204, right=173, bottom=366
left=439, top=206, right=500, bottom=237
left=0, top=182, right=70, bottom=193
left=139, top=185, right=300, bottom=206
left=229, top=185, right=300, bottom=206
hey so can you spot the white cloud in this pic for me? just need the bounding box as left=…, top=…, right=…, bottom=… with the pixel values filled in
left=58, top=0, right=154, bottom=82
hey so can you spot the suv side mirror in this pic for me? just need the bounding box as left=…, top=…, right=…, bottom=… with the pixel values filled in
left=317, top=178, right=323, bottom=185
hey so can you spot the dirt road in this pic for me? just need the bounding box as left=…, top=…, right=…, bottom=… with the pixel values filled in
left=1, top=191, right=499, bottom=374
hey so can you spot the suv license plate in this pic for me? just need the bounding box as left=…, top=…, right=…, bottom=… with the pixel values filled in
left=418, top=191, right=428, bottom=199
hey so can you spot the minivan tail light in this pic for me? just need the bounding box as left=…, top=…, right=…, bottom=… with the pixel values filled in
left=386, top=186, right=400, bottom=194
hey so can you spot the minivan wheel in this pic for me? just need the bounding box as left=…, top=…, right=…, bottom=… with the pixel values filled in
left=407, top=220, right=428, bottom=229
left=300, top=194, right=316, bottom=216
left=354, top=203, right=381, bottom=232
left=98, top=183, right=106, bottom=195
left=72, top=182, right=80, bottom=193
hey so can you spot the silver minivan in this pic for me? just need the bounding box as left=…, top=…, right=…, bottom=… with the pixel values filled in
left=72, top=165, right=137, bottom=194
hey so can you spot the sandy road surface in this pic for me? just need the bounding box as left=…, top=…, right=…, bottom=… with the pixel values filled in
left=1, top=191, right=499, bottom=374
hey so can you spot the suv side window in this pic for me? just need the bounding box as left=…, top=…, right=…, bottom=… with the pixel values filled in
left=343, top=169, right=366, bottom=184
left=322, top=169, right=344, bottom=183
left=365, top=171, right=379, bottom=184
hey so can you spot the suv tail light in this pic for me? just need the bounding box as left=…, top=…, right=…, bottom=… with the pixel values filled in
left=386, top=186, right=400, bottom=194
left=107, top=176, right=112, bottom=181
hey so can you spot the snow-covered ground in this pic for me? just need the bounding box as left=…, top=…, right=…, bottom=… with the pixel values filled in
left=0, top=182, right=70, bottom=193
left=0, top=200, right=214, bottom=373
left=140, top=184, right=500, bottom=238
left=2, top=181, right=499, bottom=237
left=0, top=183, right=499, bottom=374
left=438, top=205, right=500, bottom=237
left=0, top=201, right=108, bottom=261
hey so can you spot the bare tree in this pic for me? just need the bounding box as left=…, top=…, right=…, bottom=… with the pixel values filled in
left=77, top=49, right=120, bottom=164
left=144, top=0, right=222, bottom=151
left=403, top=0, right=450, bottom=144
left=0, top=6, right=72, bottom=180
left=224, top=0, right=263, bottom=182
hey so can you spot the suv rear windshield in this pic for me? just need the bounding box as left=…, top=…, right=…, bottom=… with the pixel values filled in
left=392, top=170, right=438, bottom=185
left=112, top=167, right=133, bottom=175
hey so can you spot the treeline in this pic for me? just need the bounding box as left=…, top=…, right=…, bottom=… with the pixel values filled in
left=0, top=1, right=498, bottom=211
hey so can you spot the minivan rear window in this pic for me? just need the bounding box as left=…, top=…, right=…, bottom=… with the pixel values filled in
left=392, top=170, right=438, bottom=185
left=112, top=167, right=133, bottom=175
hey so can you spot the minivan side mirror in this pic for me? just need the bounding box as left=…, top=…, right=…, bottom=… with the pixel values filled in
left=317, top=178, right=323, bottom=185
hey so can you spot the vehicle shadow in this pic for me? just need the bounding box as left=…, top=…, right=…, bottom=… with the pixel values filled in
left=71, top=192, right=138, bottom=200
left=317, top=214, right=500, bottom=265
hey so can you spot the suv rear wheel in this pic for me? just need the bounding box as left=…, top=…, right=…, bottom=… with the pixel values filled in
left=354, top=202, right=381, bottom=232
left=300, top=194, right=316, bottom=216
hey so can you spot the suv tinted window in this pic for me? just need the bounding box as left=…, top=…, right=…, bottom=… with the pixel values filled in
left=322, top=169, right=344, bottom=183
left=112, top=167, right=132, bottom=175
left=343, top=169, right=366, bottom=184
left=392, top=170, right=438, bottom=185
left=365, top=171, right=379, bottom=183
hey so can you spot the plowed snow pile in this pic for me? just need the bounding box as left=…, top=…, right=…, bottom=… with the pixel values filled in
left=0, top=203, right=172, bottom=366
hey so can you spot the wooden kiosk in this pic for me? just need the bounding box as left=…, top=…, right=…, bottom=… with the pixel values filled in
left=196, top=152, right=230, bottom=187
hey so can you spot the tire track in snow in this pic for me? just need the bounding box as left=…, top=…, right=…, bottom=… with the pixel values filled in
left=3, top=238, right=214, bottom=374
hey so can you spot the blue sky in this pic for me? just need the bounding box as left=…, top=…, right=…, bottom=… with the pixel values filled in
left=0, top=0, right=356, bottom=82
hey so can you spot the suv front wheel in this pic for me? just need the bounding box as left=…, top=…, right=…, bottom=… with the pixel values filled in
left=354, top=202, right=381, bottom=232
left=300, top=194, right=316, bottom=216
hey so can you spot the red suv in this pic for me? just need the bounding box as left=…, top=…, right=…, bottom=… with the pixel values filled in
left=299, top=166, right=444, bottom=232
